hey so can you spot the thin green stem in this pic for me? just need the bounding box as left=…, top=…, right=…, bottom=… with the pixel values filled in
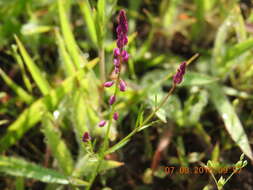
left=208, top=169, right=219, bottom=188
left=86, top=62, right=121, bottom=190
left=99, top=46, right=105, bottom=83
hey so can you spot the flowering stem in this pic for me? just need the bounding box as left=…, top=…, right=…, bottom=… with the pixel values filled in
left=86, top=65, right=121, bottom=190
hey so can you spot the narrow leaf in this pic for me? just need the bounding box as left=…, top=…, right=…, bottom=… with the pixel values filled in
left=58, top=0, right=85, bottom=69
left=182, top=72, right=218, bottom=86
left=14, top=35, right=51, bottom=95
left=0, top=68, right=33, bottom=104
left=55, top=29, right=76, bottom=76
left=79, top=0, right=98, bottom=45
left=0, top=156, right=69, bottom=184
left=209, top=83, right=253, bottom=160
left=42, top=113, right=74, bottom=175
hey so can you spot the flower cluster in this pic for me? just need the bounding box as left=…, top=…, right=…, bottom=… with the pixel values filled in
left=173, top=61, right=186, bottom=85
left=99, top=9, right=129, bottom=127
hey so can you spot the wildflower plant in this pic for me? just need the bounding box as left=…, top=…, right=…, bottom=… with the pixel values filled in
left=1, top=1, right=252, bottom=190
left=84, top=10, right=200, bottom=190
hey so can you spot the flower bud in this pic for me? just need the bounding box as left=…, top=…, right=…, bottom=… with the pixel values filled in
left=173, top=62, right=186, bottom=85
left=114, top=58, right=120, bottom=67
left=114, top=48, right=121, bottom=57
left=82, top=132, right=91, bottom=142
left=113, top=112, right=119, bottom=121
left=109, top=95, right=116, bottom=105
left=119, top=79, right=127, bottom=91
left=104, top=81, right=114, bottom=87
left=121, top=50, right=129, bottom=62
left=98, top=120, right=107, bottom=127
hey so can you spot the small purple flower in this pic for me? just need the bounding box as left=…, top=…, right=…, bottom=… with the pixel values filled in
left=173, top=62, right=187, bottom=85
left=82, top=132, right=91, bottom=142
left=121, top=50, right=129, bottom=62
left=114, top=67, right=120, bottom=74
left=109, top=95, right=116, bottom=105
left=119, top=79, right=127, bottom=91
left=104, top=81, right=114, bottom=87
left=113, top=112, right=119, bottom=121
left=114, top=48, right=121, bottom=57
left=98, top=120, right=107, bottom=127
left=113, top=58, right=120, bottom=67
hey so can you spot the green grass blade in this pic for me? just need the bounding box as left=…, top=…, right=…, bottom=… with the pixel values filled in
left=11, top=45, right=33, bottom=93
left=209, top=83, right=253, bottom=160
left=42, top=113, right=74, bottom=175
left=225, top=38, right=253, bottom=62
left=58, top=0, right=85, bottom=69
left=55, top=29, right=76, bottom=77
left=212, top=14, right=233, bottom=72
left=79, top=0, right=98, bottom=45
left=0, top=68, right=33, bottom=104
left=0, top=156, right=70, bottom=184
left=96, top=0, right=106, bottom=46
left=191, top=0, right=205, bottom=41
left=181, top=72, right=218, bottom=86
left=14, top=35, right=51, bottom=95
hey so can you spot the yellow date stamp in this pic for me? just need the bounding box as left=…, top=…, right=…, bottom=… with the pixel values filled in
left=164, top=166, right=242, bottom=175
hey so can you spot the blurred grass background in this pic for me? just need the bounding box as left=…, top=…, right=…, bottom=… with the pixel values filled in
left=0, top=0, right=253, bottom=189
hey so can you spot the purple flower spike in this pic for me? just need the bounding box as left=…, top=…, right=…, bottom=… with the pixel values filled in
left=119, top=79, right=127, bottom=91
left=99, top=120, right=107, bottom=127
left=113, top=112, right=119, bottom=121
left=104, top=81, right=114, bottom=87
left=173, top=62, right=187, bottom=85
left=109, top=95, right=116, bottom=105
left=114, top=48, right=121, bottom=57
left=82, top=132, right=91, bottom=143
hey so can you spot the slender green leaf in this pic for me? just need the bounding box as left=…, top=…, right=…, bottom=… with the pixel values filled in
left=14, top=35, right=51, bottom=95
left=182, top=72, right=218, bottom=86
left=209, top=83, right=253, bottom=160
left=79, top=0, right=98, bottom=45
left=55, top=29, right=76, bottom=76
left=0, top=156, right=69, bottom=184
left=0, top=68, right=33, bottom=104
left=42, top=113, right=74, bottom=175
left=225, top=38, right=253, bottom=62
left=11, top=45, right=33, bottom=93
left=58, top=0, right=85, bottom=69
